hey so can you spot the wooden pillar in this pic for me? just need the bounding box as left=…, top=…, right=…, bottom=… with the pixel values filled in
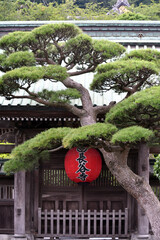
left=127, top=151, right=138, bottom=233
left=13, top=131, right=34, bottom=239
left=33, top=169, right=39, bottom=231
left=14, top=171, right=26, bottom=237
left=25, top=171, right=32, bottom=233
left=14, top=171, right=33, bottom=239
left=137, top=143, right=149, bottom=236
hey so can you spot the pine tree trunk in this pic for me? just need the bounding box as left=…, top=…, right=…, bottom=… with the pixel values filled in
left=101, top=148, right=160, bottom=238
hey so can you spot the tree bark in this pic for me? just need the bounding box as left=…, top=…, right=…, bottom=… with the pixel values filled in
left=80, top=114, right=96, bottom=126
left=101, top=148, right=160, bottom=238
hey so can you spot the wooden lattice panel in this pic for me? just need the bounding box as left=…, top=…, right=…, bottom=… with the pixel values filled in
left=42, top=168, right=119, bottom=188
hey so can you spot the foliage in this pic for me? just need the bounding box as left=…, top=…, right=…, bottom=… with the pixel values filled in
left=0, top=23, right=160, bottom=178
left=117, top=12, right=148, bottom=20
left=0, top=23, right=128, bottom=173
left=134, top=1, right=160, bottom=20
left=4, top=127, right=71, bottom=174
left=38, top=89, right=81, bottom=103
left=31, top=22, right=81, bottom=40
left=4, top=123, right=118, bottom=174
left=123, top=49, right=160, bottom=65
left=0, top=51, right=36, bottom=71
left=0, top=0, right=114, bottom=20
left=31, top=0, right=160, bottom=9
left=0, top=153, right=11, bottom=159
left=90, top=59, right=159, bottom=94
left=0, top=0, right=160, bottom=20
left=64, top=37, right=125, bottom=69
left=105, top=86, right=160, bottom=128
left=92, top=40, right=125, bottom=60
left=0, top=0, right=17, bottom=21
left=0, top=65, right=69, bottom=95
left=0, top=23, right=125, bottom=102
left=63, top=123, right=118, bottom=148
left=0, top=142, right=15, bottom=145
left=111, top=126, right=154, bottom=145
left=79, top=2, right=112, bottom=20
left=154, top=155, right=160, bottom=180
left=0, top=32, right=28, bottom=53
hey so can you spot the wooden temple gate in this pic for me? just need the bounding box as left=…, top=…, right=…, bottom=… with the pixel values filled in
left=37, top=150, right=129, bottom=238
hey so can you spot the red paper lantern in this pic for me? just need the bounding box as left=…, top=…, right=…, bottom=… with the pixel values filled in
left=64, top=147, right=102, bottom=183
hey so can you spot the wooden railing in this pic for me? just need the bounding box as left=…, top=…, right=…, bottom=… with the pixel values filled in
left=38, top=208, right=129, bottom=238
left=0, top=185, right=14, bottom=200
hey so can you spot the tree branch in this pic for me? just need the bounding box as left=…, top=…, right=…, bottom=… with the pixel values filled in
left=21, top=80, right=88, bottom=117
left=66, top=62, right=76, bottom=71
left=96, top=138, right=125, bottom=153
left=63, top=77, right=94, bottom=115
left=132, top=79, right=145, bottom=93
left=69, top=66, right=96, bottom=76
left=6, top=94, right=85, bottom=117
left=94, top=101, right=116, bottom=115
left=48, top=146, right=63, bottom=152
left=35, top=57, right=56, bottom=65
left=53, top=42, right=65, bottom=65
